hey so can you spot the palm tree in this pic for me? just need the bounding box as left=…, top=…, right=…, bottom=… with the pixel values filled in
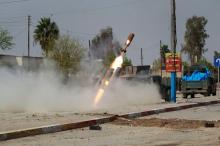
left=0, top=26, right=14, bottom=50
left=34, top=17, right=59, bottom=57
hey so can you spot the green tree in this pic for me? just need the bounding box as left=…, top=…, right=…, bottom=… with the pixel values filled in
left=160, top=45, right=170, bottom=57
left=160, top=44, right=170, bottom=66
left=103, top=50, right=116, bottom=67
left=90, top=27, right=121, bottom=60
left=152, top=58, right=161, bottom=72
left=0, top=27, right=14, bottom=50
left=181, top=16, right=209, bottom=65
left=50, top=35, right=85, bottom=75
left=91, top=27, right=112, bottom=59
left=34, top=17, right=59, bottom=57
left=182, top=61, right=190, bottom=72
left=103, top=51, right=132, bottom=68
left=214, top=51, right=220, bottom=58
left=197, top=57, right=215, bottom=73
left=122, top=56, right=132, bottom=67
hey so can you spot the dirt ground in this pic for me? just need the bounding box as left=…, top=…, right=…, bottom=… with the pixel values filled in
left=0, top=96, right=219, bottom=132
left=0, top=96, right=220, bottom=145
left=113, top=117, right=220, bottom=129
left=0, top=112, right=105, bottom=132
left=1, top=123, right=220, bottom=146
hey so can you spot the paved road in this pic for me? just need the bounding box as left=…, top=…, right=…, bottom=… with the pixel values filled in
left=1, top=96, right=219, bottom=132
left=1, top=124, right=219, bottom=146
left=1, top=98, right=220, bottom=146
left=144, top=103, right=220, bottom=121
left=0, top=112, right=105, bottom=132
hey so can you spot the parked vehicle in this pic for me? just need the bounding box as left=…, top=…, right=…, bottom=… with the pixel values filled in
left=181, top=65, right=217, bottom=98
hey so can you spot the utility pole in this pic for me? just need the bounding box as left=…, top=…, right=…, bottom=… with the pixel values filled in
left=171, top=0, right=177, bottom=52
left=218, top=66, right=219, bottom=90
left=88, top=40, right=91, bottom=60
left=141, top=48, right=143, bottom=66
left=160, top=40, right=162, bottom=77
left=28, top=15, right=31, bottom=57
left=170, top=0, right=177, bottom=102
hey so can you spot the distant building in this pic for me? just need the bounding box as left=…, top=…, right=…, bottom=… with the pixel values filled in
left=0, top=55, right=43, bottom=71
left=120, top=65, right=151, bottom=76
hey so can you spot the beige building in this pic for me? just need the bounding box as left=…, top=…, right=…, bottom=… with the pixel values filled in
left=0, top=55, right=43, bottom=71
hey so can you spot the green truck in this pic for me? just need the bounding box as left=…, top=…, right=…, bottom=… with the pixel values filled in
left=181, top=65, right=217, bottom=98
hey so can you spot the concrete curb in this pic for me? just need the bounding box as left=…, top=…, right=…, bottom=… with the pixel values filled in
left=120, top=100, right=220, bottom=119
left=0, top=116, right=118, bottom=141
left=0, top=99, right=219, bottom=141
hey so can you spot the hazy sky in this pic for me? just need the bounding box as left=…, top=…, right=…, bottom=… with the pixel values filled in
left=0, top=0, right=219, bottom=65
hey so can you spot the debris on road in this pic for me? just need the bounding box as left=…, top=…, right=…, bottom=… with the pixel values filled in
left=89, top=125, right=102, bottom=130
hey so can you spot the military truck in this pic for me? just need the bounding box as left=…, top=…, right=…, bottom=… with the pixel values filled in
left=119, top=65, right=177, bottom=101
left=119, top=65, right=151, bottom=83
left=181, top=65, right=217, bottom=98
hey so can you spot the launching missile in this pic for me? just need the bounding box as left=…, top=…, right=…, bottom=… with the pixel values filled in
left=125, top=33, right=135, bottom=47
left=120, top=33, right=135, bottom=53
left=94, top=33, right=135, bottom=106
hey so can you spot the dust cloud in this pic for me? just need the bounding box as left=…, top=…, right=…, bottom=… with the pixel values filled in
left=0, top=66, right=161, bottom=113
left=95, top=79, right=162, bottom=110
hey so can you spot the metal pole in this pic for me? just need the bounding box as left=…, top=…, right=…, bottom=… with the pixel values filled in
left=88, top=40, right=91, bottom=60
left=218, top=67, right=219, bottom=85
left=160, top=40, right=162, bottom=78
left=27, top=15, right=31, bottom=71
left=28, top=15, right=31, bottom=57
left=141, top=48, right=143, bottom=66
left=218, top=67, right=219, bottom=94
left=170, top=0, right=176, bottom=102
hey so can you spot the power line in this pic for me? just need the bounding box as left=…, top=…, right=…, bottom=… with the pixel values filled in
left=31, top=0, right=144, bottom=17
left=0, top=24, right=25, bottom=28
left=0, top=20, right=24, bottom=24
left=30, top=24, right=92, bottom=41
left=0, top=0, right=31, bottom=5
left=31, top=24, right=95, bottom=37
left=0, top=15, right=26, bottom=20
left=61, top=28, right=96, bottom=37
left=135, top=42, right=160, bottom=51
left=0, top=17, right=26, bottom=23
left=0, top=0, right=144, bottom=28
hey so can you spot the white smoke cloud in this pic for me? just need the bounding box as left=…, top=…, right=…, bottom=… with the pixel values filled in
left=94, top=79, right=162, bottom=110
left=0, top=65, right=161, bottom=113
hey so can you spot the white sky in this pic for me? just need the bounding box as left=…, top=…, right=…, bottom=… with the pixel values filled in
left=0, top=0, right=219, bottom=65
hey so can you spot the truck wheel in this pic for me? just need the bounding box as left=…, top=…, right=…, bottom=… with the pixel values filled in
left=204, top=92, right=211, bottom=97
left=212, top=92, right=216, bottom=96
left=204, top=89, right=211, bottom=97
left=183, top=94, right=187, bottom=99
left=208, top=88, right=211, bottom=96
left=191, top=94, right=195, bottom=98
left=166, top=89, right=171, bottom=101
left=161, top=87, right=166, bottom=100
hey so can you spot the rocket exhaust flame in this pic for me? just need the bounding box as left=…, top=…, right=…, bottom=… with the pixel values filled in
left=93, top=33, right=135, bottom=107
left=94, top=88, right=104, bottom=105
left=93, top=56, right=123, bottom=107
left=126, top=40, right=130, bottom=46
left=104, top=80, right=109, bottom=86
left=111, top=56, right=123, bottom=70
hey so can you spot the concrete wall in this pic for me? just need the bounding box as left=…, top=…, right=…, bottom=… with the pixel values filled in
left=0, top=55, right=43, bottom=71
